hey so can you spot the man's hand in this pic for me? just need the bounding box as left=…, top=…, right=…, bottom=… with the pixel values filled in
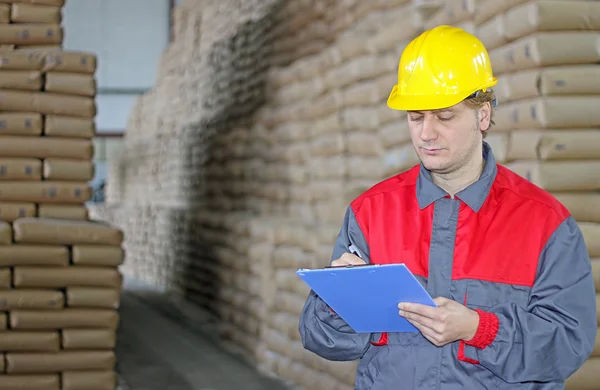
left=330, top=252, right=366, bottom=267
left=398, top=297, right=479, bottom=347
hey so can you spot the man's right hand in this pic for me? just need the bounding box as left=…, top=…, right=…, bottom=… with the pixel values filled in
left=331, top=252, right=366, bottom=267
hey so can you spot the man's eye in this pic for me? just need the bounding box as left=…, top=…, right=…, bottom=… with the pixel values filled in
left=439, top=116, right=453, bottom=122
left=409, top=116, right=423, bottom=122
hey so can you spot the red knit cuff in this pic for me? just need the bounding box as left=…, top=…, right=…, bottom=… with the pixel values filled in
left=464, top=309, right=499, bottom=349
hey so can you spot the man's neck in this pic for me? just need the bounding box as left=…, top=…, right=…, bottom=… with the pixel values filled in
left=431, top=153, right=485, bottom=197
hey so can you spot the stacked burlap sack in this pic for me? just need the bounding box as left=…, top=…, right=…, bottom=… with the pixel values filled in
left=0, top=217, right=123, bottom=390
left=0, top=49, right=96, bottom=221
left=0, top=0, right=64, bottom=51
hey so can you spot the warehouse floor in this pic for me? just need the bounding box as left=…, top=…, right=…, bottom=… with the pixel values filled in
left=115, top=278, right=288, bottom=390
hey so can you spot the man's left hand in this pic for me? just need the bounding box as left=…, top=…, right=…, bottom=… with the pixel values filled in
left=398, top=297, right=479, bottom=347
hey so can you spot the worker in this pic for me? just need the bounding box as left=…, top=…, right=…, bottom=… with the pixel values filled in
left=298, top=25, right=596, bottom=389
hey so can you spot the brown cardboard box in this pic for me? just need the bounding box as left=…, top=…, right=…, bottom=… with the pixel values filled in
left=0, top=113, right=42, bottom=136
left=0, top=136, right=93, bottom=159
left=10, top=3, right=62, bottom=24
left=37, top=204, right=88, bottom=220
left=43, top=158, right=95, bottom=181
left=13, top=266, right=122, bottom=288
left=44, top=116, right=95, bottom=138
left=0, top=90, right=96, bottom=118
left=62, top=370, right=116, bottom=390
left=71, top=245, right=124, bottom=267
left=61, top=329, right=116, bottom=350
left=0, top=70, right=41, bottom=90
left=5, top=350, right=115, bottom=373
left=0, top=375, right=59, bottom=390
left=0, top=158, right=41, bottom=180
left=0, top=182, right=91, bottom=203
left=9, top=309, right=119, bottom=329
left=0, top=202, right=36, bottom=222
left=45, top=72, right=96, bottom=97
left=0, top=289, right=64, bottom=310
left=0, top=244, right=68, bottom=266
left=0, top=24, right=62, bottom=45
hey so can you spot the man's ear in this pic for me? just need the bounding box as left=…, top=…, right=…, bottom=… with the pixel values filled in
left=478, top=102, right=492, bottom=132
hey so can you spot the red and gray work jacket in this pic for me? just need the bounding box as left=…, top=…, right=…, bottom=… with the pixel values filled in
left=299, top=142, right=596, bottom=389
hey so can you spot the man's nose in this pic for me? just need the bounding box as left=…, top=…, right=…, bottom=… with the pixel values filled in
left=420, top=116, right=438, bottom=141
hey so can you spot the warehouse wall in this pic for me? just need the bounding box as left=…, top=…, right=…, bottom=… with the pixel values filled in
left=61, top=0, right=171, bottom=191
left=102, top=0, right=600, bottom=389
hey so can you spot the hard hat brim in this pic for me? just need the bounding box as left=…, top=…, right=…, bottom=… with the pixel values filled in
left=386, top=80, right=498, bottom=111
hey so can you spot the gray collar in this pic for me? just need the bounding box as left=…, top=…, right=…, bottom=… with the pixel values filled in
left=416, top=142, right=497, bottom=212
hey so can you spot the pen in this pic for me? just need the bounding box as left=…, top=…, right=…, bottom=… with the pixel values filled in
left=349, top=244, right=362, bottom=259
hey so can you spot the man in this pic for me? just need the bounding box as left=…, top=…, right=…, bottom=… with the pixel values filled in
left=298, top=25, right=596, bottom=389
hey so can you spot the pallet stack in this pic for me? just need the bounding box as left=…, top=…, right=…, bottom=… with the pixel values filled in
left=0, top=49, right=97, bottom=221
left=0, top=1, right=125, bottom=388
left=0, top=217, right=123, bottom=390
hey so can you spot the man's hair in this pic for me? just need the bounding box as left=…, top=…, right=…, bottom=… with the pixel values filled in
left=463, top=89, right=496, bottom=139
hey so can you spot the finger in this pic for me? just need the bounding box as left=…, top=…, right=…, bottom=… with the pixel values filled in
left=398, top=302, right=439, bottom=320
left=405, top=318, right=443, bottom=347
left=400, top=309, right=441, bottom=332
left=339, top=252, right=366, bottom=265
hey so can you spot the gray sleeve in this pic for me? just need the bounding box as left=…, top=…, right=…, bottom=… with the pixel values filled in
left=298, top=205, right=372, bottom=361
left=464, top=216, right=597, bottom=382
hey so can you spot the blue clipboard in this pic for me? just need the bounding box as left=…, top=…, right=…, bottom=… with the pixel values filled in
left=297, top=264, right=436, bottom=333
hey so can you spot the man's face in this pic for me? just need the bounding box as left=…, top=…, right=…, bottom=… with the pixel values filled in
left=406, top=102, right=490, bottom=174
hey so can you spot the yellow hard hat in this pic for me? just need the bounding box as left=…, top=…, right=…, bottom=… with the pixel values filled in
left=387, top=25, right=498, bottom=111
